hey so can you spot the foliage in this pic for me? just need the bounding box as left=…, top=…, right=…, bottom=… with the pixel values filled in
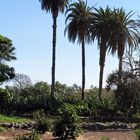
left=74, top=101, right=90, bottom=116
left=39, top=0, right=69, bottom=15
left=0, top=114, right=31, bottom=123
left=0, top=126, right=6, bottom=132
left=0, top=35, right=16, bottom=84
left=15, top=131, right=40, bottom=140
left=0, top=64, right=15, bottom=84
left=135, top=129, right=140, bottom=140
left=101, top=136, right=110, bottom=140
left=86, top=92, right=117, bottom=117
left=0, top=88, right=12, bottom=112
left=99, top=96, right=118, bottom=117
left=3, top=81, right=119, bottom=117
left=53, top=103, right=81, bottom=139
left=33, top=109, right=50, bottom=133
left=106, top=70, right=140, bottom=114
left=3, top=81, right=82, bottom=114
left=6, top=81, right=51, bottom=113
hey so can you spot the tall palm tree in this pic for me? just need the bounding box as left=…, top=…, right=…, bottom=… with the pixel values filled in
left=108, top=8, right=139, bottom=83
left=65, top=0, right=93, bottom=100
left=39, top=0, right=70, bottom=98
left=91, top=7, right=115, bottom=100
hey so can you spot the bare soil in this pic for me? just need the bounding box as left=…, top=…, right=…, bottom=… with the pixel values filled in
left=0, top=129, right=137, bottom=140
left=80, top=130, right=136, bottom=140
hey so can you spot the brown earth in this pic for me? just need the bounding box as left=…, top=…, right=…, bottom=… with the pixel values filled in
left=0, top=129, right=137, bottom=140
left=80, top=130, right=136, bottom=140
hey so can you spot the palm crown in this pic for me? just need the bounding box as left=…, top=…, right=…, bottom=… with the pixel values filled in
left=65, top=0, right=93, bottom=44
left=107, top=8, right=139, bottom=57
left=39, top=0, right=69, bottom=17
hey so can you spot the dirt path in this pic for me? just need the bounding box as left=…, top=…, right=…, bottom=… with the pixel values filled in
left=0, top=136, right=11, bottom=140
left=80, top=130, right=136, bottom=140
left=0, top=129, right=137, bottom=140
left=0, top=129, right=30, bottom=140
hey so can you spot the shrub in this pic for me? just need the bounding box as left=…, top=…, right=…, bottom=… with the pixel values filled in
left=74, top=101, right=90, bottom=116
left=135, top=129, right=140, bottom=140
left=101, top=136, right=110, bottom=140
left=0, top=126, right=6, bottom=132
left=15, top=131, right=40, bottom=140
left=33, top=109, right=50, bottom=133
left=99, top=96, right=117, bottom=117
left=86, top=93, right=117, bottom=117
left=53, top=103, right=81, bottom=140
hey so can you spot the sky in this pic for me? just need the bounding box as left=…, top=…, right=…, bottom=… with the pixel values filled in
left=0, top=0, right=140, bottom=88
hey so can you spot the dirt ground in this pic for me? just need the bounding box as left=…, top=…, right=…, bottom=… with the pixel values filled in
left=80, top=130, right=137, bottom=140
left=0, top=129, right=137, bottom=140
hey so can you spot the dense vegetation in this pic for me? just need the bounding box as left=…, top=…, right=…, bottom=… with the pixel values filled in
left=0, top=77, right=140, bottom=118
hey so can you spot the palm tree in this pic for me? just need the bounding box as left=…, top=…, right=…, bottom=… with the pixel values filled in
left=65, top=0, right=93, bottom=100
left=91, top=7, right=115, bottom=100
left=39, top=0, right=70, bottom=98
left=108, top=8, right=139, bottom=83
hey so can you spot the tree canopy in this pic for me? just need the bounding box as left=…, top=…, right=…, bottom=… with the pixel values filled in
left=0, top=35, right=16, bottom=84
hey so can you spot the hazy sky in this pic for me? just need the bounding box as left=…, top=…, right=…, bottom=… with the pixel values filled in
left=0, top=0, right=140, bottom=88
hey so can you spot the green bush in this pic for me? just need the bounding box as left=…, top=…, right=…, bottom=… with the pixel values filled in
left=53, top=103, right=81, bottom=140
left=87, top=93, right=117, bottom=117
left=0, top=126, right=6, bottom=132
left=135, top=129, right=140, bottom=140
left=106, top=71, right=140, bottom=114
left=33, top=109, right=50, bottom=133
left=74, top=101, right=90, bottom=116
left=99, top=96, right=117, bottom=117
left=15, top=131, right=40, bottom=140
left=101, top=136, right=110, bottom=140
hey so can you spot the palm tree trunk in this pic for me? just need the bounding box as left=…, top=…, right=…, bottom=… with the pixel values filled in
left=118, top=55, right=123, bottom=84
left=81, top=39, right=85, bottom=100
left=98, top=44, right=106, bottom=101
left=51, top=16, right=57, bottom=98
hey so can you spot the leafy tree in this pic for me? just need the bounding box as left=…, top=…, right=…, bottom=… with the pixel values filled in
left=65, top=0, right=93, bottom=100
left=106, top=70, right=140, bottom=114
left=0, top=88, right=12, bottom=112
left=0, top=64, right=15, bottom=84
left=0, top=35, right=16, bottom=84
left=34, top=81, right=50, bottom=94
left=39, top=0, right=70, bottom=98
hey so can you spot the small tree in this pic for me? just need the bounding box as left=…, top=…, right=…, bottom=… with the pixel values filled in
left=53, top=103, right=81, bottom=140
